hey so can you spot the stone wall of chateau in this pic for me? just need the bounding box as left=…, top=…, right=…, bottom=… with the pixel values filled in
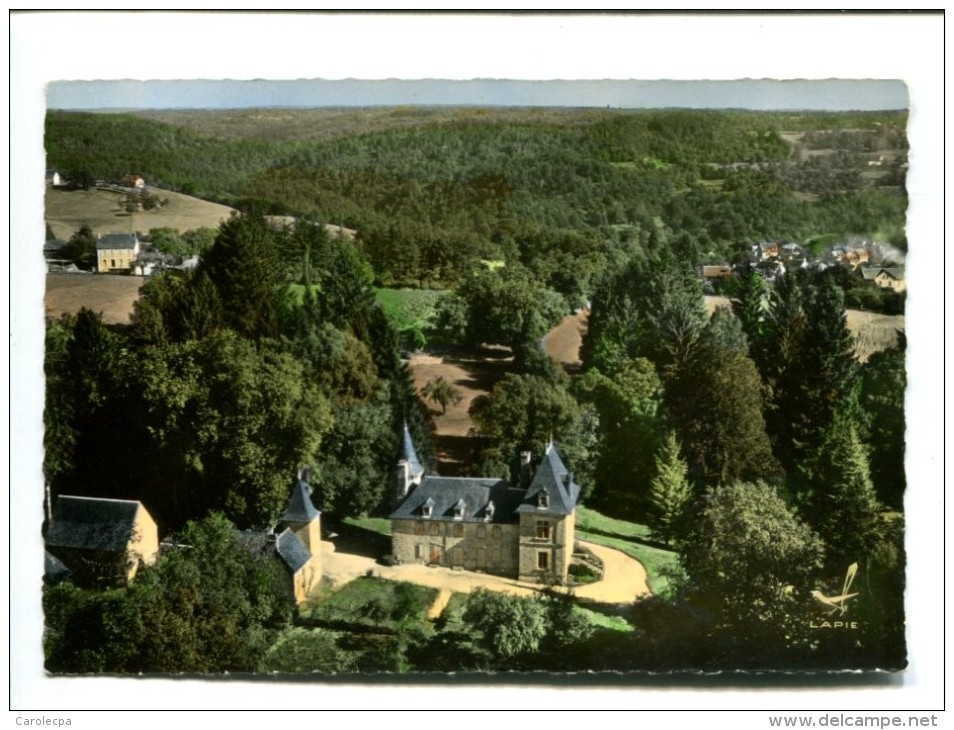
left=392, top=519, right=520, bottom=576
left=517, top=512, right=574, bottom=585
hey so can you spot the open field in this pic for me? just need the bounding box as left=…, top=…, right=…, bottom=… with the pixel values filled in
left=45, top=186, right=236, bottom=240
left=45, top=273, right=144, bottom=325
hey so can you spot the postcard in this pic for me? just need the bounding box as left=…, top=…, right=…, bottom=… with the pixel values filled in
left=11, top=11, right=944, bottom=717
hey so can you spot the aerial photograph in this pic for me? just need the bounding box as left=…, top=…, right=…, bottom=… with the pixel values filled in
left=11, top=11, right=944, bottom=717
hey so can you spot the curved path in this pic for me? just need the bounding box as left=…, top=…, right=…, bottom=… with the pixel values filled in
left=318, top=538, right=650, bottom=607
left=571, top=541, right=651, bottom=603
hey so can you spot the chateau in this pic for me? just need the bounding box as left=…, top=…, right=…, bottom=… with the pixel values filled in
left=389, top=426, right=581, bottom=584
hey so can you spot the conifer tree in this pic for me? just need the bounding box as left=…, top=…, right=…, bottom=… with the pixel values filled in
left=802, top=416, right=883, bottom=570
left=647, top=431, right=693, bottom=546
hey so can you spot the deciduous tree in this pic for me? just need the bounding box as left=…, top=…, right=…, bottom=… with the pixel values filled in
left=680, top=482, right=825, bottom=658
left=420, top=375, right=463, bottom=415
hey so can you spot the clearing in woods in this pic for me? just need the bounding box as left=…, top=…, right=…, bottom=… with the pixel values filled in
left=408, top=311, right=587, bottom=475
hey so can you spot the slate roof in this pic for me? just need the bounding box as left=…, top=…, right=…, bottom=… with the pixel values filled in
left=399, top=422, right=426, bottom=482
left=516, top=443, right=581, bottom=516
left=282, top=475, right=320, bottom=523
left=46, top=496, right=142, bottom=553
left=44, top=550, right=73, bottom=585
left=390, top=476, right=525, bottom=523
left=96, top=233, right=138, bottom=251
left=235, top=529, right=312, bottom=574
left=276, top=529, right=312, bottom=573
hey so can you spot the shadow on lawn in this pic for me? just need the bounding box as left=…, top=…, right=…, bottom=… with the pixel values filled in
left=578, top=526, right=674, bottom=553
left=324, top=520, right=390, bottom=559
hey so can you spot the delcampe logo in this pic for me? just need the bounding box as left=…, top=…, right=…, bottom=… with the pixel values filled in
left=809, top=563, right=861, bottom=630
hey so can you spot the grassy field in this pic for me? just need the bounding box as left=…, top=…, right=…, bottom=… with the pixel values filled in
left=374, top=287, right=445, bottom=335
left=45, top=185, right=235, bottom=240
left=45, top=273, right=145, bottom=325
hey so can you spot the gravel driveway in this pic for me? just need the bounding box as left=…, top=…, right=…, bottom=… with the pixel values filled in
left=319, top=539, right=650, bottom=607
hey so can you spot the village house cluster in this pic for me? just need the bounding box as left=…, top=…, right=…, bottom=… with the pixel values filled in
left=700, top=238, right=906, bottom=291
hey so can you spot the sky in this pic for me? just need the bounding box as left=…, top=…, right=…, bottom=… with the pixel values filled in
left=8, top=10, right=946, bottom=719
left=46, top=78, right=909, bottom=112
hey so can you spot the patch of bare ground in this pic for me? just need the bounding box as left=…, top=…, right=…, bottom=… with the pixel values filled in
left=543, top=310, right=588, bottom=372
left=45, top=273, right=145, bottom=325
left=45, top=186, right=236, bottom=240
left=707, top=295, right=903, bottom=360
left=408, top=313, right=593, bottom=475
left=408, top=346, right=513, bottom=475
left=848, top=310, right=905, bottom=361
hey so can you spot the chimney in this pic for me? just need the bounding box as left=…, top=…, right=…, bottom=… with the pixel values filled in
left=520, top=451, right=533, bottom=486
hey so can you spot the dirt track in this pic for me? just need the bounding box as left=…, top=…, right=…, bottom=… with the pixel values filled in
left=319, top=538, right=650, bottom=607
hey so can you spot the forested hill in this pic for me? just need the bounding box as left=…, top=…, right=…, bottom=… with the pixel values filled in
left=46, top=108, right=907, bottom=288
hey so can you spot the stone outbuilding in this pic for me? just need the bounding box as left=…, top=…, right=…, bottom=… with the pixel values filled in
left=45, top=496, right=159, bottom=587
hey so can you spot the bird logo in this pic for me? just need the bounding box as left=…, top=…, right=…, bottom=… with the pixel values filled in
left=812, top=562, right=859, bottom=615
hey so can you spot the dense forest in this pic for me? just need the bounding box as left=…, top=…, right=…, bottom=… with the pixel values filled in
left=43, top=107, right=907, bottom=674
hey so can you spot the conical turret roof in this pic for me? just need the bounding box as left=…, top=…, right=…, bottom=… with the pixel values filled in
left=400, top=422, right=426, bottom=481
left=283, top=474, right=320, bottom=523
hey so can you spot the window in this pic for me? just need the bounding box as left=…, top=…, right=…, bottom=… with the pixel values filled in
left=537, top=551, right=549, bottom=571
left=536, top=520, right=551, bottom=540
left=429, top=522, right=441, bottom=536
left=453, top=498, right=466, bottom=520
left=110, top=259, right=116, bottom=268
left=538, top=491, right=549, bottom=509
left=453, top=523, right=464, bottom=537
left=414, top=521, right=425, bottom=535
left=476, top=524, right=487, bottom=539
left=492, top=525, right=502, bottom=541
left=415, top=544, right=424, bottom=559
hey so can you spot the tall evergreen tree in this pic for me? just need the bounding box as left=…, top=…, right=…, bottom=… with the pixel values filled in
left=664, top=342, right=781, bottom=487
left=802, top=415, right=884, bottom=570
left=860, top=338, right=906, bottom=509
left=703, top=305, right=749, bottom=355
left=198, top=212, right=284, bottom=339
left=647, top=431, right=693, bottom=546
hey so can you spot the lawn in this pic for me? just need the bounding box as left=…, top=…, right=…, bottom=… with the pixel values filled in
left=302, top=576, right=436, bottom=631
left=573, top=605, right=635, bottom=633
left=374, top=287, right=445, bottom=331
left=374, top=287, right=447, bottom=350
left=343, top=515, right=391, bottom=537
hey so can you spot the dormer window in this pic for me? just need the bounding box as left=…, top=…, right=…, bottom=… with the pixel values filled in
left=453, top=498, right=466, bottom=521
left=484, top=501, right=495, bottom=522
left=422, top=497, right=435, bottom=519
left=537, top=491, right=549, bottom=509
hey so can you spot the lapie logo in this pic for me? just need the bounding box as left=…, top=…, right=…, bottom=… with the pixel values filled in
left=809, top=563, right=861, bottom=630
